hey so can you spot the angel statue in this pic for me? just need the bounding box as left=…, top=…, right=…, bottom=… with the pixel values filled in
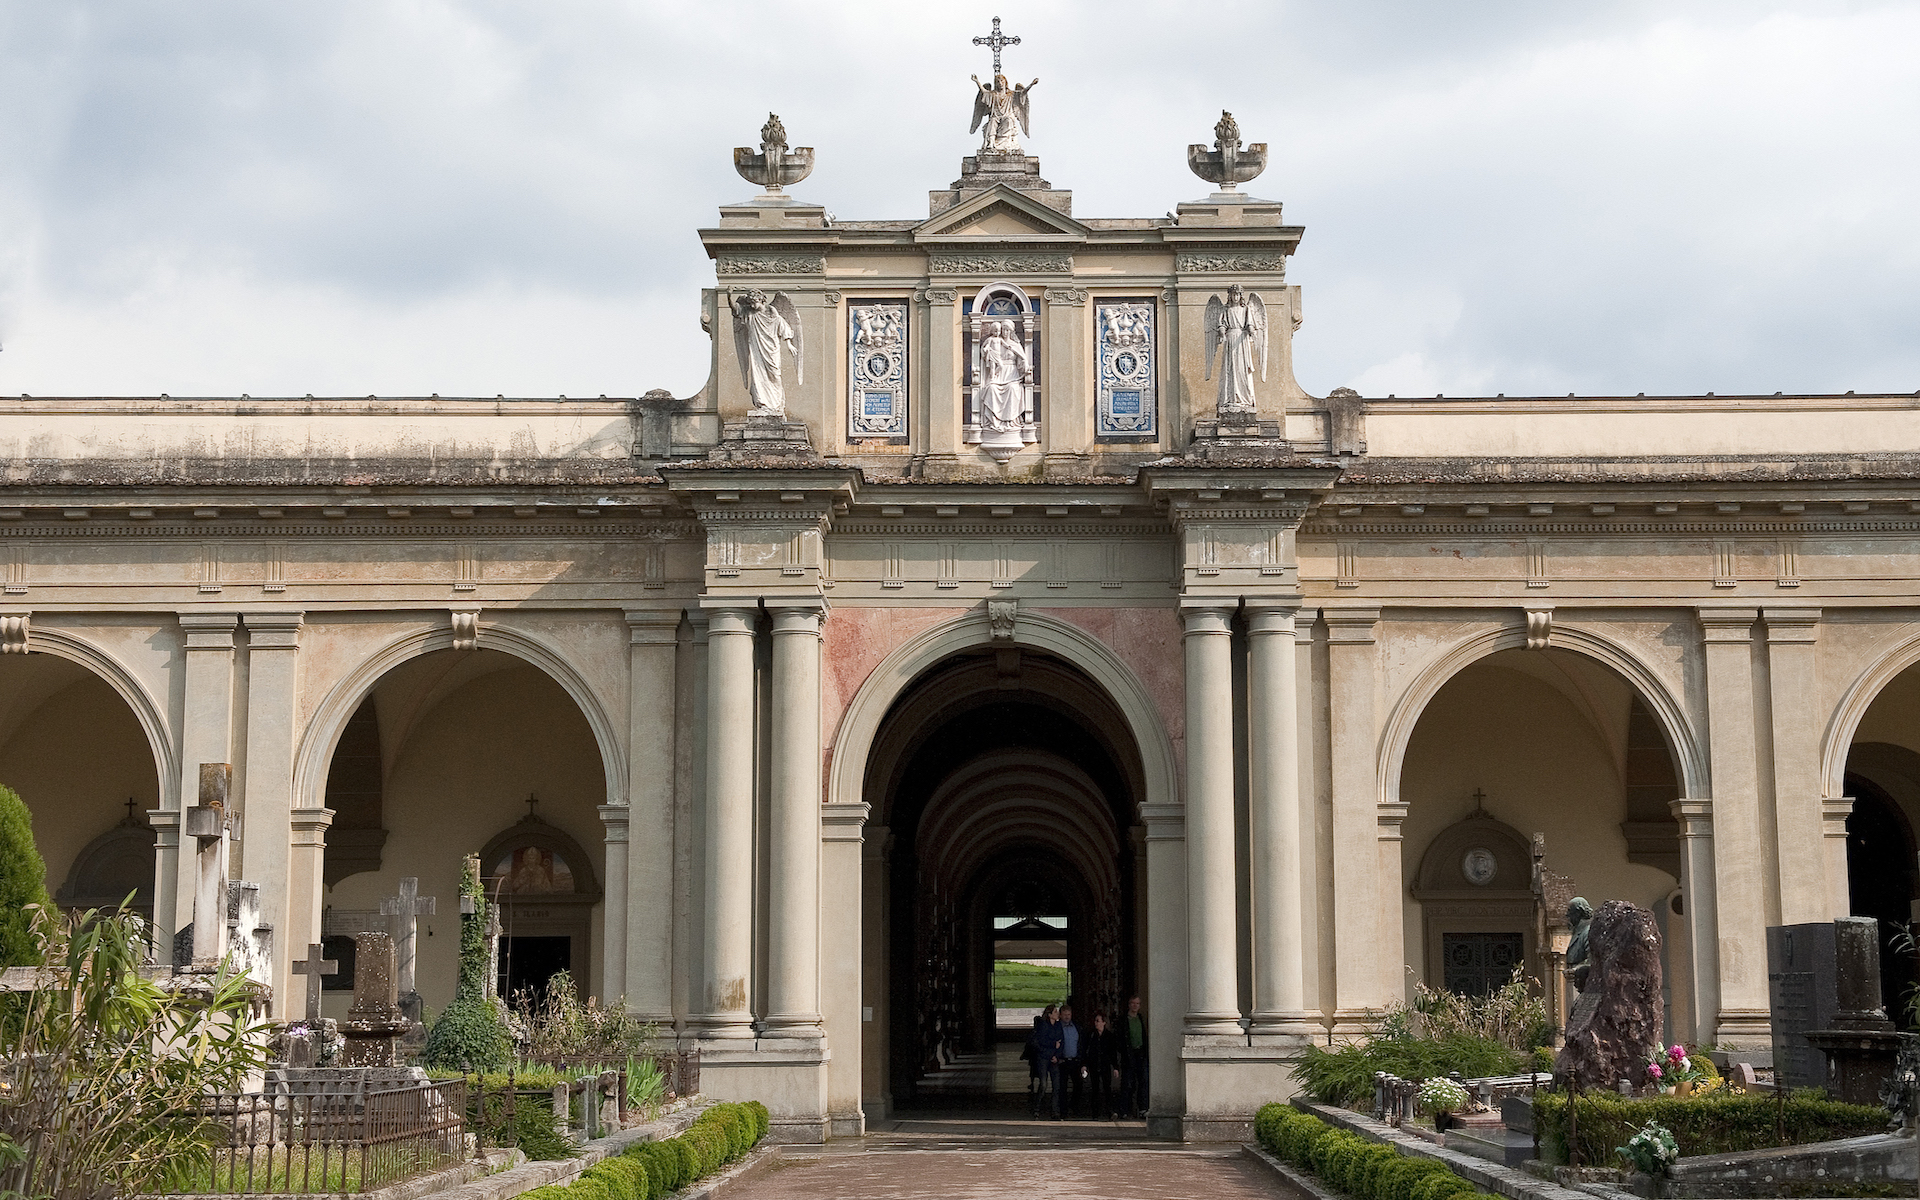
left=731, top=290, right=802, bottom=413
left=970, top=74, right=1038, bottom=154
left=1203, top=285, right=1268, bottom=416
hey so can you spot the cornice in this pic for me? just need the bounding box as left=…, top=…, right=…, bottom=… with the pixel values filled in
left=831, top=521, right=1167, bottom=537
left=0, top=521, right=698, bottom=539
left=1301, top=519, right=1920, bottom=537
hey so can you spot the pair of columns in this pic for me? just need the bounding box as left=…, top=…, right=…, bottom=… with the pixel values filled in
left=1183, top=604, right=1309, bottom=1037
left=698, top=604, right=824, bottom=1040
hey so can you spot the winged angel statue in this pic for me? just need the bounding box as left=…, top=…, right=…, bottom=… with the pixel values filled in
left=731, top=290, right=802, bottom=413
left=1203, top=285, right=1268, bottom=416
left=970, top=73, right=1037, bottom=153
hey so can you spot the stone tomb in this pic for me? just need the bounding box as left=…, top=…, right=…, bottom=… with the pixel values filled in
left=338, top=931, right=412, bottom=1067
left=1769, top=922, right=1843, bottom=1090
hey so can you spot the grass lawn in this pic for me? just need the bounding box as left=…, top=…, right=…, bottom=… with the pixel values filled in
left=992, top=960, right=1070, bottom=1007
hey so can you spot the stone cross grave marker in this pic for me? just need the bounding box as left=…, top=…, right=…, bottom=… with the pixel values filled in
left=291, top=943, right=337, bottom=1023
left=184, top=763, right=233, bottom=970
left=379, top=877, right=437, bottom=999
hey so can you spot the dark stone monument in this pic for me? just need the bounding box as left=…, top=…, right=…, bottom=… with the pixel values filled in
left=1553, top=899, right=1663, bottom=1091
left=1803, top=917, right=1904, bottom=1105
left=338, top=931, right=412, bottom=1067
left=1769, top=921, right=1842, bottom=1090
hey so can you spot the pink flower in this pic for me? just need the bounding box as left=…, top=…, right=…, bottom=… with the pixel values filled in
left=1668, top=1045, right=1687, bottom=1060
left=1647, top=1064, right=1664, bottom=1079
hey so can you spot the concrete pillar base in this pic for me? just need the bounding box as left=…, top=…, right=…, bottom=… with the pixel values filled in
left=1716, top=1010, right=1773, bottom=1047
left=696, top=1040, right=831, bottom=1144
left=1177, top=1036, right=1313, bottom=1141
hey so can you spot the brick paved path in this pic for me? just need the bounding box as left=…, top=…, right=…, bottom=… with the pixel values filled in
left=730, top=1114, right=1297, bottom=1200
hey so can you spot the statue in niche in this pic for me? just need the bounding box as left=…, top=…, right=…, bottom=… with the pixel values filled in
left=1203, top=284, right=1269, bottom=416
left=970, top=73, right=1038, bottom=154
left=731, top=289, right=802, bottom=413
left=976, top=318, right=1031, bottom=456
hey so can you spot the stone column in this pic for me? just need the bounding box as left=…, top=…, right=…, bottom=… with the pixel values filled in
left=860, top=826, right=893, bottom=1124
left=1247, top=604, right=1309, bottom=1035
left=289, top=804, right=332, bottom=994
left=171, top=613, right=238, bottom=941
left=598, top=804, right=629, bottom=1003
left=625, top=609, right=680, bottom=1020
left=821, top=801, right=869, bottom=1136
left=1822, top=797, right=1855, bottom=922
left=919, top=288, right=961, bottom=464
left=1698, top=607, right=1771, bottom=1043
left=1671, top=799, right=1721, bottom=1044
left=240, top=611, right=303, bottom=1009
left=1141, top=801, right=1188, bottom=1135
left=765, top=605, right=824, bottom=1037
left=697, top=606, right=756, bottom=1038
left=1323, top=606, right=1388, bottom=1028
left=1764, top=608, right=1829, bottom=923
left=1182, top=605, right=1240, bottom=1035
left=674, top=611, right=709, bottom=1033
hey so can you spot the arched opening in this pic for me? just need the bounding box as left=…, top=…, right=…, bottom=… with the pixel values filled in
left=0, top=652, right=162, bottom=921
left=1396, top=647, right=1687, bottom=1035
left=316, top=647, right=609, bottom=1019
left=865, top=644, right=1144, bottom=1116
left=1838, top=659, right=1920, bottom=1024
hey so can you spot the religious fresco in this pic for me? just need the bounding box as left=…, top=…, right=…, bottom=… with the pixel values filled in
left=489, top=845, right=575, bottom=895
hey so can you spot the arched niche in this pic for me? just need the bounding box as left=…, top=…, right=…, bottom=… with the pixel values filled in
left=480, top=815, right=602, bottom=1004
left=53, top=813, right=156, bottom=919
left=1410, top=814, right=1535, bottom=996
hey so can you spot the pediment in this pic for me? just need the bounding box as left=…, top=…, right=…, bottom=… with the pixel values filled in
left=916, top=186, right=1087, bottom=242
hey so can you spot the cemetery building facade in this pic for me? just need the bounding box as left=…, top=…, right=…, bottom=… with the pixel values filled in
left=3, top=71, right=1920, bottom=1141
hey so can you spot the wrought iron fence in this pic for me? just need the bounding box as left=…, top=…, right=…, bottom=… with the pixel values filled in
left=166, top=1080, right=466, bottom=1195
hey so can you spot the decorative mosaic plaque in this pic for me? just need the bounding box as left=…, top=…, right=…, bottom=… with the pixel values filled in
left=847, top=300, right=908, bottom=440
left=1096, top=299, right=1157, bottom=440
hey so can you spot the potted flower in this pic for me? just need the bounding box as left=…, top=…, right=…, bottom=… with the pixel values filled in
left=1419, top=1076, right=1470, bottom=1130
left=1644, top=1044, right=1704, bottom=1095
left=1617, top=1118, right=1680, bottom=1178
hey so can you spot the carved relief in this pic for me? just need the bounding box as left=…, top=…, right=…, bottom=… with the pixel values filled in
left=0, top=612, right=27, bottom=654
left=1042, top=287, right=1088, bottom=306
left=988, top=599, right=1018, bottom=641
left=1176, top=250, right=1285, bottom=274
left=917, top=288, right=960, bottom=304
left=928, top=253, right=1072, bottom=275
left=1095, top=299, right=1157, bottom=441
left=847, top=301, right=908, bottom=440
left=716, top=254, right=825, bottom=275
left=450, top=609, right=479, bottom=652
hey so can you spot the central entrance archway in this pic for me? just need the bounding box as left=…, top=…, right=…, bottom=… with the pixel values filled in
left=864, top=642, right=1147, bottom=1116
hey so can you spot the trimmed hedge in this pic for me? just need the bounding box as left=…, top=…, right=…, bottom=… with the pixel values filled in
left=1534, top=1092, right=1888, bottom=1165
left=1255, top=1102, right=1480, bottom=1200
left=509, top=1101, right=771, bottom=1200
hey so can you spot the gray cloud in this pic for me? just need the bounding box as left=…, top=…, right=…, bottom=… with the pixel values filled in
left=0, top=1, right=1914, bottom=399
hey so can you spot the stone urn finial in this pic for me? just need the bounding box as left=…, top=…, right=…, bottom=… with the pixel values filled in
left=1188, top=109, right=1268, bottom=192
left=734, top=112, right=815, bottom=195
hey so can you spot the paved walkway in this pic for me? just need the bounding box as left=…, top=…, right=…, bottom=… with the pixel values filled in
left=730, top=1114, right=1296, bottom=1200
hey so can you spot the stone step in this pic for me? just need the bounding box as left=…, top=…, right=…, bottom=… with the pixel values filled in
left=1444, top=1124, right=1536, bottom=1168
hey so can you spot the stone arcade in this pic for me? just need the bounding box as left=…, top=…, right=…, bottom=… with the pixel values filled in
left=3, top=33, right=1920, bottom=1143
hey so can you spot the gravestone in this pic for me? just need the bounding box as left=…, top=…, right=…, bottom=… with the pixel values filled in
left=185, top=763, right=233, bottom=971
left=287, top=943, right=338, bottom=1067
left=338, top=931, right=412, bottom=1067
left=1768, top=922, right=1840, bottom=1090
left=1803, top=916, right=1903, bottom=1105
left=379, top=877, right=436, bottom=1053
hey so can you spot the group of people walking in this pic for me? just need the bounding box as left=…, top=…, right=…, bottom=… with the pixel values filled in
left=1021, top=995, right=1149, bottom=1120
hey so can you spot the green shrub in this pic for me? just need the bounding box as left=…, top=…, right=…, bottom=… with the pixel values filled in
left=1383, top=1157, right=1456, bottom=1200
left=671, top=1136, right=701, bottom=1184
left=0, top=785, right=51, bottom=968
left=565, top=1177, right=614, bottom=1200
left=1354, top=1142, right=1400, bottom=1199
left=684, top=1125, right=726, bottom=1176
left=516, top=1188, right=569, bottom=1200
left=1535, top=1092, right=1888, bottom=1164
left=746, top=1100, right=770, bottom=1142
left=1412, top=1171, right=1476, bottom=1200
left=695, top=1106, right=742, bottom=1161
left=1294, top=1035, right=1524, bottom=1107
left=626, top=1140, right=683, bottom=1192
left=586, top=1155, right=650, bottom=1200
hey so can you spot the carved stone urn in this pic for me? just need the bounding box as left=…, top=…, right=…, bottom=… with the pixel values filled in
left=734, top=113, right=815, bottom=195
left=1187, top=109, right=1268, bottom=192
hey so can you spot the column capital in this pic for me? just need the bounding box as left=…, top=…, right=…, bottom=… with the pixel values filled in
left=1763, top=607, right=1822, bottom=643
left=241, top=610, right=304, bottom=648
left=178, top=611, right=239, bottom=648
left=703, top=606, right=756, bottom=634
left=1246, top=604, right=1301, bottom=636
left=771, top=606, right=825, bottom=636
left=597, top=803, right=630, bottom=838
left=823, top=801, right=870, bottom=842
left=1322, top=604, right=1380, bottom=645
left=624, top=608, right=682, bottom=644
left=1180, top=605, right=1234, bottom=636
left=1697, top=607, right=1758, bottom=641
left=1670, top=798, right=1713, bottom=837
left=1376, top=800, right=1410, bottom=841
left=686, top=608, right=711, bottom=641
left=1822, top=796, right=1855, bottom=835
left=1140, top=802, right=1186, bottom=839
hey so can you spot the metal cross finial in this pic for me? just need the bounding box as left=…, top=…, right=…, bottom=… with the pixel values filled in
left=972, top=16, right=1020, bottom=77
left=524, top=792, right=539, bottom=818
left=1471, top=788, right=1488, bottom=812
left=124, top=796, right=140, bottom=823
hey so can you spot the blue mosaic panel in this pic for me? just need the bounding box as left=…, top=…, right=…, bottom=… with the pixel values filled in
left=1096, top=299, right=1157, bottom=440
left=848, top=301, right=908, bottom=439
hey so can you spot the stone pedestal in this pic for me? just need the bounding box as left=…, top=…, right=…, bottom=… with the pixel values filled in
left=1802, top=916, right=1901, bottom=1105
left=1186, top=415, right=1294, bottom=462
left=695, top=1039, right=829, bottom=1144
left=709, top=411, right=818, bottom=462
left=339, top=932, right=412, bottom=1067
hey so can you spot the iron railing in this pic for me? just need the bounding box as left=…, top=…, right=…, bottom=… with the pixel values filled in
left=168, top=1080, right=466, bottom=1195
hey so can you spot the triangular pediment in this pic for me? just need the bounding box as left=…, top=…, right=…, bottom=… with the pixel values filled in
left=916, top=185, right=1087, bottom=241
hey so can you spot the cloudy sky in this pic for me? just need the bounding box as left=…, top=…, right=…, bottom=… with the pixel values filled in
left=1, top=1, right=1915, bottom=400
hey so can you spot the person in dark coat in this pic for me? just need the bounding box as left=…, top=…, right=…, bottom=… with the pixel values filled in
left=1059, top=1003, right=1084, bottom=1118
left=1086, top=1011, right=1122, bottom=1119
left=1024, top=1003, right=1056, bottom=1116
left=1120, top=994, right=1149, bottom=1119
left=1033, top=1005, right=1067, bottom=1120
